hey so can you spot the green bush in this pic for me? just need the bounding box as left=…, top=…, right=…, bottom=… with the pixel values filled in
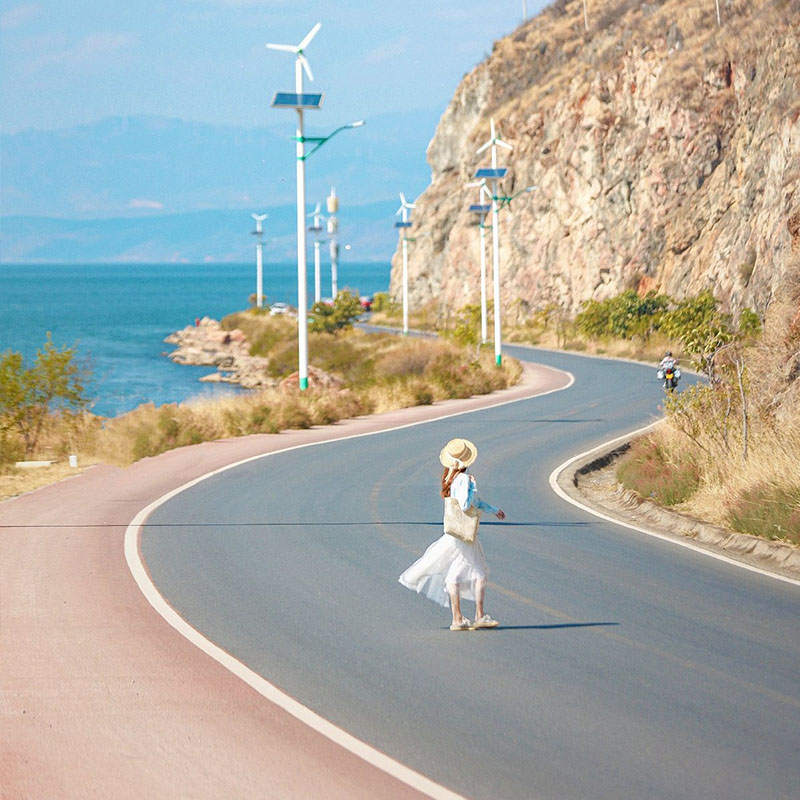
left=309, top=290, right=363, bottom=334
left=617, top=437, right=700, bottom=506
left=575, top=290, right=669, bottom=340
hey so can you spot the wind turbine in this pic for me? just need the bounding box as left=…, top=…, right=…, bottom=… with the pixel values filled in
left=266, top=22, right=321, bottom=86
left=251, top=213, right=268, bottom=308
left=476, top=118, right=512, bottom=365
left=395, top=192, right=416, bottom=335
left=307, top=202, right=326, bottom=304
left=266, top=22, right=321, bottom=391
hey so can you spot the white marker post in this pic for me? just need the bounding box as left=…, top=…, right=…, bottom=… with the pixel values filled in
left=251, top=213, right=267, bottom=308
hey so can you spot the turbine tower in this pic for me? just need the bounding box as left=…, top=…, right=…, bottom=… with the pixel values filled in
left=266, top=22, right=322, bottom=391
left=476, top=118, right=512, bottom=365
left=251, top=213, right=268, bottom=308
left=395, top=192, right=416, bottom=336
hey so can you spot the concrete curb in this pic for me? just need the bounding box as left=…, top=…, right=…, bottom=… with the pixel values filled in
left=556, top=432, right=800, bottom=581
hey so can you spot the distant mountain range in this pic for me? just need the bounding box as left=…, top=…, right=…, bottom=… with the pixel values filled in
left=0, top=110, right=440, bottom=263
left=0, top=202, right=400, bottom=264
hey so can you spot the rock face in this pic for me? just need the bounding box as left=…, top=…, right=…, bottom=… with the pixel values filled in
left=392, top=0, right=800, bottom=319
left=164, top=317, right=276, bottom=389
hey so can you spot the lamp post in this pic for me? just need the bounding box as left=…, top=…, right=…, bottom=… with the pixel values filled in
left=307, top=202, right=325, bottom=303
left=467, top=182, right=492, bottom=344
left=476, top=119, right=512, bottom=365
left=327, top=187, right=339, bottom=300
left=267, top=23, right=363, bottom=390
left=395, top=193, right=416, bottom=335
left=251, top=213, right=267, bottom=308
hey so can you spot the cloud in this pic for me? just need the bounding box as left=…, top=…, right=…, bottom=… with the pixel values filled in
left=129, top=199, right=165, bottom=210
left=24, top=31, right=134, bottom=73
left=363, top=37, right=410, bottom=65
left=0, top=3, right=41, bottom=31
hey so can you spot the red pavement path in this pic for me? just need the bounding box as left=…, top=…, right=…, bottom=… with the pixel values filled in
left=0, top=363, right=569, bottom=800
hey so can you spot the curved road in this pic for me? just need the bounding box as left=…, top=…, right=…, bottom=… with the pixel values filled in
left=141, top=347, right=800, bottom=800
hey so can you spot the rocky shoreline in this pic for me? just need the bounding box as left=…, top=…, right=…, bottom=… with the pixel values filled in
left=164, top=317, right=277, bottom=389
left=164, top=317, right=345, bottom=392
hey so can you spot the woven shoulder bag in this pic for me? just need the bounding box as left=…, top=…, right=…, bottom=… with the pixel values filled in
left=443, top=496, right=481, bottom=543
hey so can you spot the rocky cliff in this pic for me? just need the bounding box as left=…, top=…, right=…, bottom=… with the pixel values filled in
left=391, top=0, right=800, bottom=319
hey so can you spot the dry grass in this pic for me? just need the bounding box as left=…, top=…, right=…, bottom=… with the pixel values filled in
left=0, top=459, right=100, bottom=503
left=1, top=323, right=523, bottom=500
left=623, top=255, right=800, bottom=544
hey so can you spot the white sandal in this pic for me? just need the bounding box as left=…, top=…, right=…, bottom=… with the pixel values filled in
left=449, top=618, right=472, bottom=631
left=473, top=615, right=499, bottom=629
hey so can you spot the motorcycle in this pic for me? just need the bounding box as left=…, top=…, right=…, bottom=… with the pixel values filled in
left=657, top=362, right=681, bottom=391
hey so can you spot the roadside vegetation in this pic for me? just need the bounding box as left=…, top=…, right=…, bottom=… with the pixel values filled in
left=0, top=291, right=521, bottom=499
left=612, top=269, right=800, bottom=545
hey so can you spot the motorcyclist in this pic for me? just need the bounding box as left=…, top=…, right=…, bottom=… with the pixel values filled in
left=657, top=351, right=680, bottom=390
left=659, top=351, right=677, bottom=371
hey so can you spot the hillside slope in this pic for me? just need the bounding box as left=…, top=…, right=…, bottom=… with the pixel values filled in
left=392, top=0, right=800, bottom=318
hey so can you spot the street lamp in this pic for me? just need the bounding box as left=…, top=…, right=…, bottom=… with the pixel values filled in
left=395, top=192, right=416, bottom=335
left=267, top=23, right=363, bottom=390
left=251, top=213, right=267, bottom=308
left=327, top=187, right=339, bottom=300
left=476, top=118, right=512, bottom=365
left=307, top=202, right=325, bottom=303
left=467, top=181, right=492, bottom=344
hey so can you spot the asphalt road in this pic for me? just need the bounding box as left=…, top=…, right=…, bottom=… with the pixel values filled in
left=141, top=347, right=800, bottom=800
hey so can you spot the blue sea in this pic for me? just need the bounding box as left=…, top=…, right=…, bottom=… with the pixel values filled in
left=1, top=262, right=390, bottom=417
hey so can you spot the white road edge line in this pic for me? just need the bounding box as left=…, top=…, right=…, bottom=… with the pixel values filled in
left=124, top=363, right=573, bottom=800
left=548, top=422, right=800, bottom=588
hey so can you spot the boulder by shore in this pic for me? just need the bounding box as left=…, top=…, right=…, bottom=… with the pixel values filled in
left=164, top=317, right=276, bottom=390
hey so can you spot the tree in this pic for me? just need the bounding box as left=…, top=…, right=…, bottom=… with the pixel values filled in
left=309, top=290, right=363, bottom=334
left=0, top=334, right=91, bottom=457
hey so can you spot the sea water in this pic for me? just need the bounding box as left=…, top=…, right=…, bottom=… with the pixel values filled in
left=0, top=262, right=390, bottom=417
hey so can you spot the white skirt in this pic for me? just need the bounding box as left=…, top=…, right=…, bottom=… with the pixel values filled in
left=398, top=532, right=489, bottom=608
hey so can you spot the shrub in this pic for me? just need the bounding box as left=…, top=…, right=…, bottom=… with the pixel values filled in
left=0, top=334, right=92, bottom=457
left=309, top=290, right=363, bottom=333
left=617, top=437, right=700, bottom=506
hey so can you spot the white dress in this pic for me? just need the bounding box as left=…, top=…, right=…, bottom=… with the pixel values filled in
left=398, top=472, right=498, bottom=608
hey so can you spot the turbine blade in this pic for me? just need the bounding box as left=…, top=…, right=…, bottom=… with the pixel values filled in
left=490, top=118, right=497, bottom=139
left=396, top=205, right=404, bottom=215
left=476, top=139, right=492, bottom=154
left=266, top=43, right=296, bottom=52
left=299, top=22, right=322, bottom=51
left=298, top=53, right=314, bottom=81
left=496, top=139, right=513, bottom=151
left=399, top=192, right=407, bottom=205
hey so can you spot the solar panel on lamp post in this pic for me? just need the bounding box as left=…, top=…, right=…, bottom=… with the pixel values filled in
left=251, top=213, right=267, bottom=308
left=476, top=118, right=512, bottom=365
left=267, top=24, right=363, bottom=390
left=395, top=192, right=416, bottom=335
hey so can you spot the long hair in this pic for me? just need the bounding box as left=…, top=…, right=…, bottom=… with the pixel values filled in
left=441, top=466, right=466, bottom=498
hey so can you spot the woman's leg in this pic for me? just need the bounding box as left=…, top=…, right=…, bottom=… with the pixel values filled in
left=447, top=583, right=464, bottom=624
left=474, top=577, right=487, bottom=620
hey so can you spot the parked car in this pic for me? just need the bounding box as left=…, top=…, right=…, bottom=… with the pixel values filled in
left=270, top=302, right=290, bottom=316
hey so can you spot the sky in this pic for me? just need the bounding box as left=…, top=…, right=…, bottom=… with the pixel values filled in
left=0, top=0, right=550, bottom=135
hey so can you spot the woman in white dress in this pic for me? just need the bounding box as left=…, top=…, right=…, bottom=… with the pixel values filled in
left=399, top=438, right=506, bottom=631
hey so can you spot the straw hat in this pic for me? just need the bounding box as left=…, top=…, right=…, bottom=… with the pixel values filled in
left=439, top=438, right=478, bottom=469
